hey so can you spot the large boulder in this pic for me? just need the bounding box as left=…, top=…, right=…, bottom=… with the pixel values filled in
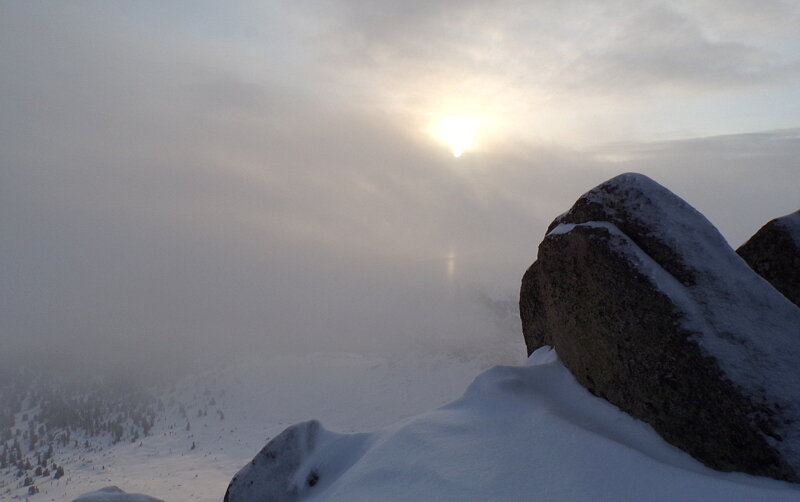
left=737, top=210, right=800, bottom=307
left=520, top=173, right=800, bottom=481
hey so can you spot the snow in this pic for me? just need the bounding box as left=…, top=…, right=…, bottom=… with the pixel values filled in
left=547, top=220, right=618, bottom=237
left=72, top=486, right=165, bottom=502
left=5, top=174, right=797, bottom=501
left=3, top=351, right=504, bottom=502
left=228, top=348, right=800, bottom=502
left=7, top=330, right=800, bottom=502
left=552, top=173, right=800, bottom=469
left=225, top=421, right=373, bottom=502
left=546, top=222, right=576, bottom=235
left=548, top=220, right=713, bottom=343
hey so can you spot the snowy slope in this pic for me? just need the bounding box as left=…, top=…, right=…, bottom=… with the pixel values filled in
left=2, top=351, right=504, bottom=502
left=228, top=348, right=800, bottom=502
left=7, top=343, right=800, bottom=502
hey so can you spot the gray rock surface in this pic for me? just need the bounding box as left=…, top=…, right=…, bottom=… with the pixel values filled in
left=520, top=173, right=800, bottom=481
left=737, top=210, right=800, bottom=307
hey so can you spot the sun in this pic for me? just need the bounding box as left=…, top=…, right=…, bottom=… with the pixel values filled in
left=434, top=116, right=481, bottom=158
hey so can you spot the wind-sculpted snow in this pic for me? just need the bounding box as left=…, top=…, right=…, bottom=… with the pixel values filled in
left=226, top=349, right=800, bottom=502
left=71, top=486, right=165, bottom=502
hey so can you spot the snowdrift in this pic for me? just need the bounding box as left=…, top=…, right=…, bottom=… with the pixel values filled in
left=226, top=348, right=800, bottom=502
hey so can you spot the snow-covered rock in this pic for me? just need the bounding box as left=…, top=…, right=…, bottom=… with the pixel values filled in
left=225, top=348, right=800, bottom=501
left=737, top=210, right=800, bottom=307
left=71, top=486, right=165, bottom=502
left=520, top=173, right=800, bottom=481
left=224, top=420, right=372, bottom=502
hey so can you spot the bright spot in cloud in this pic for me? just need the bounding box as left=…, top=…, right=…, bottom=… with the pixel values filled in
left=434, top=116, right=482, bottom=158
left=445, top=250, right=456, bottom=280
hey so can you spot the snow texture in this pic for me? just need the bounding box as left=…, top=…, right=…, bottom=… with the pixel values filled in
left=4, top=351, right=492, bottom=502
left=72, top=486, right=165, bottom=502
left=228, top=348, right=800, bottom=502
left=553, top=173, right=800, bottom=470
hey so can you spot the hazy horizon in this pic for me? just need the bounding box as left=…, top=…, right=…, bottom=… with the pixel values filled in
left=2, top=1, right=798, bottom=378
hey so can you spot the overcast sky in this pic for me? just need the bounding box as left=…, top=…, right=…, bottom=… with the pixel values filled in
left=1, top=1, right=798, bottom=374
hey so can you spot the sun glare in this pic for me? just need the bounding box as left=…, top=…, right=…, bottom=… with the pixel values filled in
left=435, top=116, right=481, bottom=158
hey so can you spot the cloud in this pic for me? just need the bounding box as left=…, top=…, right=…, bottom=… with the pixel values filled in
left=0, top=2, right=798, bottom=377
left=291, top=0, right=800, bottom=142
left=310, top=0, right=800, bottom=90
left=566, top=5, right=794, bottom=91
left=587, top=128, right=800, bottom=245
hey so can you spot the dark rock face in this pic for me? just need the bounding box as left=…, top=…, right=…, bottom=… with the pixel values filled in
left=520, top=173, right=800, bottom=481
left=225, top=420, right=371, bottom=502
left=225, top=420, right=322, bottom=502
left=737, top=210, right=800, bottom=307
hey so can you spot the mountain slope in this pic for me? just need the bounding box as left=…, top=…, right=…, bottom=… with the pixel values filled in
left=1, top=351, right=500, bottom=502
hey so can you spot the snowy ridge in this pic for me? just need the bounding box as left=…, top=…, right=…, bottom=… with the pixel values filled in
left=1, top=351, right=498, bottom=502
left=228, top=348, right=800, bottom=502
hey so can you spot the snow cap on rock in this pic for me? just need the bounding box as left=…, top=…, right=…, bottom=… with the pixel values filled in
left=522, top=172, right=800, bottom=481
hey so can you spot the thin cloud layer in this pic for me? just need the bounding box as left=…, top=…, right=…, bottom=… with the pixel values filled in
left=0, top=1, right=798, bottom=376
left=303, top=0, right=800, bottom=141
